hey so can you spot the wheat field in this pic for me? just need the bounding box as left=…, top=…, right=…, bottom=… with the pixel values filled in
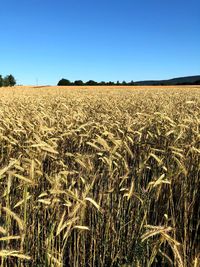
left=0, top=86, right=199, bottom=267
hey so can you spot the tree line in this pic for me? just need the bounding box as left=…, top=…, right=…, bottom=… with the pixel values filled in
left=0, top=74, right=16, bottom=87
left=58, top=77, right=200, bottom=86
left=57, top=79, right=135, bottom=86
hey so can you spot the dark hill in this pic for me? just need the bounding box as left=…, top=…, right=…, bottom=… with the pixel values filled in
left=135, top=75, right=200, bottom=85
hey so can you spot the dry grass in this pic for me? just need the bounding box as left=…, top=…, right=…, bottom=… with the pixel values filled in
left=0, top=86, right=199, bottom=266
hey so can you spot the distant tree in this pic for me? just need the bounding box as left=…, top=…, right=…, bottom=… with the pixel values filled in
left=108, top=81, right=115, bottom=85
left=8, top=74, right=16, bottom=86
left=116, top=81, right=120, bottom=86
left=57, top=78, right=137, bottom=86
left=57, top=79, right=71, bottom=86
left=0, top=75, right=3, bottom=87
left=99, top=81, right=106, bottom=85
left=3, top=76, right=9, bottom=87
left=129, top=80, right=135, bottom=85
left=85, top=80, right=98, bottom=86
left=194, top=80, right=200, bottom=85
left=3, top=75, right=16, bottom=87
left=74, top=80, right=84, bottom=86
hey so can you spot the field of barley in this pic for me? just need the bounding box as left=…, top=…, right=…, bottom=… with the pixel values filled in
left=0, top=86, right=199, bottom=267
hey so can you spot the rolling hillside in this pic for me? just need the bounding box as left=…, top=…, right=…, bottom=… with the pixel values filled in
left=135, top=75, right=200, bottom=85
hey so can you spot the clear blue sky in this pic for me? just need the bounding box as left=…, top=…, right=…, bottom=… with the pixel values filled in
left=1, top=0, right=199, bottom=85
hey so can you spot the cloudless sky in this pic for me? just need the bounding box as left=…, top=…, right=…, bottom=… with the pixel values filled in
left=0, top=0, right=199, bottom=85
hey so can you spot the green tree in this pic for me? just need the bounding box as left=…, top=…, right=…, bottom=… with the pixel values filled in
left=57, top=79, right=71, bottom=86
left=0, top=75, right=3, bottom=87
left=129, top=80, right=135, bottom=85
left=8, top=74, right=16, bottom=86
left=108, top=81, right=114, bottom=85
left=74, top=80, right=84, bottom=86
left=3, top=76, right=10, bottom=87
left=99, top=81, right=106, bottom=85
left=85, top=80, right=98, bottom=86
left=3, top=75, right=16, bottom=87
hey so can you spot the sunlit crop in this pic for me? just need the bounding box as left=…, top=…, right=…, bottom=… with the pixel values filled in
left=0, top=86, right=199, bottom=266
